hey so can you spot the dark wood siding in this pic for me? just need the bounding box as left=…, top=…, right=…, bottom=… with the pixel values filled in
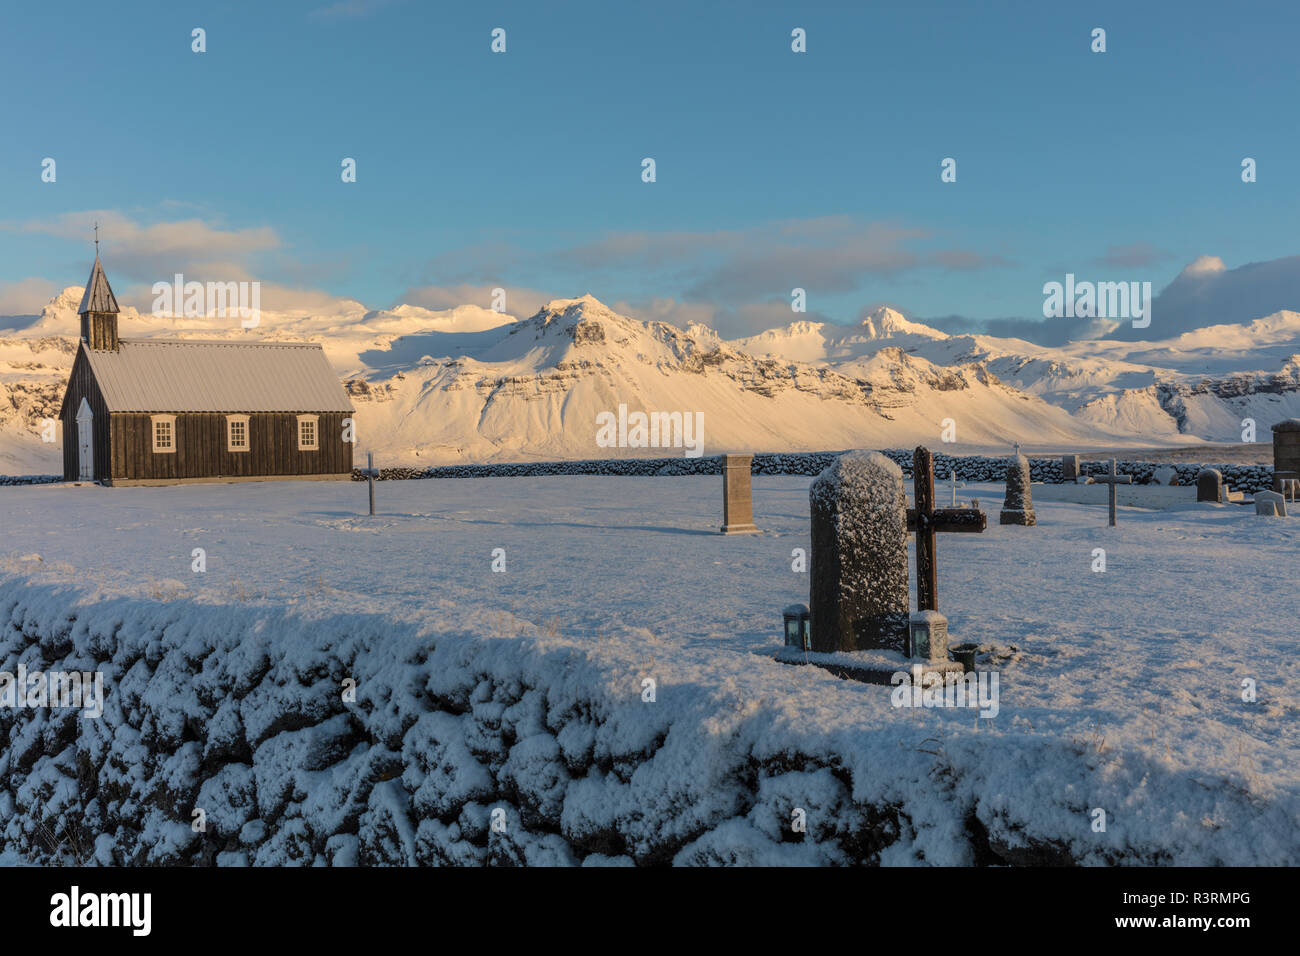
left=110, top=411, right=353, bottom=482
left=59, top=346, right=113, bottom=482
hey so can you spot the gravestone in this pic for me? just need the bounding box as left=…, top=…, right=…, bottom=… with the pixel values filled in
left=948, top=471, right=966, bottom=507
left=1197, top=468, right=1223, bottom=503
left=1152, top=465, right=1177, bottom=486
left=1061, top=454, right=1080, bottom=482
left=1087, top=458, right=1132, bottom=527
left=1272, top=420, right=1300, bottom=478
left=1255, top=490, right=1287, bottom=517
left=809, top=451, right=910, bottom=653
left=999, top=454, right=1036, bottom=525
left=719, top=454, right=759, bottom=534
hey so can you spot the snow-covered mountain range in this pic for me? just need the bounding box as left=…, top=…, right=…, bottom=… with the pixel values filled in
left=3, top=286, right=1299, bottom=472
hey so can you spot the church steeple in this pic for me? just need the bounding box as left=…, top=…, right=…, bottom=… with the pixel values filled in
left=78, top=252, right=120, bottom=351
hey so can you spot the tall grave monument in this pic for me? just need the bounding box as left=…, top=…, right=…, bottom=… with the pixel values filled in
left=808, top=451, right=910, bottom=653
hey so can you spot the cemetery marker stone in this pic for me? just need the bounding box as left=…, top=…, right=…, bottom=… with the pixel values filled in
left=1255, top=490, right=1287, bottom=517
left=999, top=454, right=1036, bottom=525
left=719, top=453, right=759, bottom=534
left=948, top=471, right=966, bottom=507
left=809, top=451, right=910, bottom=653
left=1061, top=454, right=1080, bottom=482
left=1272, top=419, right=1300, bottom=479
left=1152, top=465, right=1177, bottom=486
left=1197, top=468, right=1223, bottom=503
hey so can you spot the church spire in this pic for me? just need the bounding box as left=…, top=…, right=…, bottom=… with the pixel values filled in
left=78, top=254, right=119, bottom=316
left=79, top=251, right=120, bottom=351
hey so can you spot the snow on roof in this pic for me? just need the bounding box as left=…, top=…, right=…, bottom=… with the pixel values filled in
left=77, top=256, right=119, bottom=314
left=83, top=339, right=354, bottom=413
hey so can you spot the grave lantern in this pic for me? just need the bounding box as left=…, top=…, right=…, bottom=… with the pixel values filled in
left=908, top=610, right=949, bottom=661
left=783, top=604, right=811, bottom=650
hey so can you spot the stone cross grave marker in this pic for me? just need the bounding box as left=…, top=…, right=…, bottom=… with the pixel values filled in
left=809, top=451, right=910, bottom=653
left=907, top=446, right=987, bottom=614
left=948, top=469, right=967, bottom=507
left=1087, top=458, right=1132, bottom=527
left=719, top=453, right=759, bottom=534
left=999, top=454, right=1036, bottom=525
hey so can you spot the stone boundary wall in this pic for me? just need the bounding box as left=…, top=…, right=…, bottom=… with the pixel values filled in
left=1, top=456, right=1276, bottom=493
left=4, top=580, right=1284, bottom=867
left=346, top=452, right=1277, bottom=494
left=0, top=475, right=61, bottom=486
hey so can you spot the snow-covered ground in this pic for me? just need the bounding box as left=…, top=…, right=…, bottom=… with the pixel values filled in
left=1, top=475, right=1297, bottom=864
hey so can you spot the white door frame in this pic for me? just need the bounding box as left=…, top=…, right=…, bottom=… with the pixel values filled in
left=76, top=398, right=94, bottom=481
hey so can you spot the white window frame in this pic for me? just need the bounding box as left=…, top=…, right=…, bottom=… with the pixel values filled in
left=227, top=414, right=250, bottom=452
left=297, top=414, right=319, bottom=451
left=151, top=415, right=176, bottom=454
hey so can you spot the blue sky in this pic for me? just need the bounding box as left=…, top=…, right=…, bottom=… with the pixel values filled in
left=2, top=0, right=1298, bottom=338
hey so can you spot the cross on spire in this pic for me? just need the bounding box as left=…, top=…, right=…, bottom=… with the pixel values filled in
left=93, top=221, right=99, bottom=254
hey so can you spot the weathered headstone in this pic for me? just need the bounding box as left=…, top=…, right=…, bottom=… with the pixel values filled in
left=1255, top=489, right=1287, bottom=517
left=809, top=451, right=910, bottom=653
left=1087, top=458, right=1132, bottom=527
left=1061, top=454, right=1080, bottom=482
left=999, top=454, right=1036, bottom=526
left=1197, top=468, right=1223, bottom=503
left=1152, top=465, right=1177, bottom=486
left=719, top=454, right=759, bottom=534
left=1272, top=420, right=1300, bottom=478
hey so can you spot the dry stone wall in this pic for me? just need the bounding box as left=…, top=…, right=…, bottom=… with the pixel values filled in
left=347, top=452, right=1277, bottom=493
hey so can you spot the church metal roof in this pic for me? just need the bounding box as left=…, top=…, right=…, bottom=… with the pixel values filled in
left=82, top=339, right=355, bottom=413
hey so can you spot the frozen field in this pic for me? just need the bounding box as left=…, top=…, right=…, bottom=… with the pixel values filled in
left=1, top=473, right=1298, bottom=863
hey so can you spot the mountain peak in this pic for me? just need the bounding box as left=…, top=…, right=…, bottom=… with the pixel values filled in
left=859, top=306, right=948, bottom=341
left=539, top=293, right=616, bottom=317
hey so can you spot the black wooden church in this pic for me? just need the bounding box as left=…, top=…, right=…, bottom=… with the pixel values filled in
left=58, top=257, right=354, bottom=485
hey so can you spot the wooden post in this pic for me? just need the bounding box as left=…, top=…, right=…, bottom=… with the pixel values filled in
left=913, top=447, right=938, bottom=612
left=367, top=452, right=375, bottom=516
left=907, top=446, right=987, bottom=613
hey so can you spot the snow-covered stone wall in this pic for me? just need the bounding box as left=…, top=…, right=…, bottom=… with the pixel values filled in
left=2, top=577, right=1291, bottom=867
left=352, top=453, right=1277, bottom=493
left=0, top=456, right=1277, bottom=493
left=0, top=475, right=60, bottom=486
